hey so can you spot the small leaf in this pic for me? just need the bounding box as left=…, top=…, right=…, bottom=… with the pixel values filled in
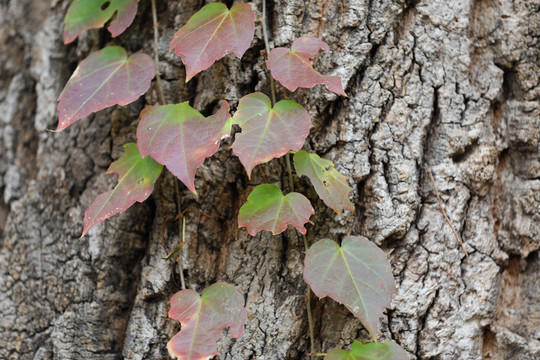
left=167, top=283, right=247, bottom=360
left=63, top=0, right=140, bottom=44
left=57, top=46, right=155, bottom=131
left=303, top=236, right=395, bottom=339
left=326, top=340, right=409, bottom=360
left=293, top=150, right=354, bottom=214
left=266, top=36, right=346, bottom=95
left=136, top=101, right=230, bottom=194
left=238, top=184, right=314, bottom=236
left=231, top=92, right=311, bottom=177
left=82, top=143, right=162, bottom=236
left=169, top=3, right=255, bottom=81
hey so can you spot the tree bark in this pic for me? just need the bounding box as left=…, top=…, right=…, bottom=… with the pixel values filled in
left=1, top=0, right=539, bottom=359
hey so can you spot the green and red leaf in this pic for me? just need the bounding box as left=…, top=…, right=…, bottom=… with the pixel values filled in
left=136, top=101, right=230, bottom=194
left=63, top=0, right=140, bottom=44
left=293, top=150, right=354, bottom=214
left=238, top=184, right=314, bottom=236
left=57, top=46, right=154, bottom=131
left=303, top=236, right=395, bottom=340
left=169, top=2, right=255, bottom=81
left=325, top=340, right=409, bottom=360
left=82, top=143, right=162, bottom=236
left=167, top=283, right=247, bottom=360
left=266, top=36, right=346, bottom=95
left=231, top=92, right=311, bottom=177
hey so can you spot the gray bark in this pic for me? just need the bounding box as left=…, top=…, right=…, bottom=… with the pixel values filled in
left=1, top=0, right=539, bottom=359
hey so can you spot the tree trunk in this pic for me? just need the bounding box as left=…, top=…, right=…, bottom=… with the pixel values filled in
left=1, top=0, right=539, bottom=359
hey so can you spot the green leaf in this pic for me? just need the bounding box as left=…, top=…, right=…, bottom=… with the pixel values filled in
left=293, top=150, right=354, bottom=214
left=63, top=0, right=140, bottom=44
left=231, top=92, right=311, bottom=177
left=238, top=184, right=314, bottom=236
left=167, top=283, right=247, bottom=360
left=303, top=236, right=395, bottom=340
left=57, top=46, right=155, bottom=131
left=326, top=340, right=409, bottom=360
left=82, top=143, right=162, bottom=236
left=169, top=3, right=255, bottom=81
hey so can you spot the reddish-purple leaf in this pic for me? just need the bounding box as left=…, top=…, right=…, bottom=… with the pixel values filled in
left=169, top=2, right=255, bottom=81
left=136, top=101, right=230, bottom=194
left=231, top=92, right=311, bottom=177
left=57, top=46, right=154, bottom=131
left=266, top=36, right=346, bottom=95
left=238, top=184, right=314, bottom=236
left=82, top=143, right=162, bottom=237
left=325, top=340, right=409, bottom=360
left=293, top=150, right=354, bottom=214
left=63, top=0, right=140, bottom=44
left=303, top=236, right=395, bottom=340
left=167, top=282, right=247, bottom=360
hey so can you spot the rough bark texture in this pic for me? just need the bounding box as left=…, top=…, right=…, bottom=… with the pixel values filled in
left=0, top=0, right=539, bottom=359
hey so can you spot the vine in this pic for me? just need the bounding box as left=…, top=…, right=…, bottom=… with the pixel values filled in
left=57, top=1, right=408, bottom=359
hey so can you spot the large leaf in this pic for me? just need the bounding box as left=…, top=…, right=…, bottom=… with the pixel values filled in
left=167, top=282, right=247, bottom=360
left=136, top=101, right=230, bottom=194
left=238, top=184, right=314, bottom=236
left=266, top=36, right=346, bottom=95
left=82, top=143, right=162, bottom=236
left=303, top=236, right=395, bottom=339
left=169, top=3, right=255, bottom=81
left=57, top=46, right=154, bottom=131
left=293, top=150, right=354, bottom=214
left=231, top=92, right=311, bottom=177
left=325, top=340, right=408, bottom=360
left=63, top=0, right=140, bottom=44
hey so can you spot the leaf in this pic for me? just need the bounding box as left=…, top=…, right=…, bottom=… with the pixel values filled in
left=293, top=150, right=354, bottom=214
left=167, top=282, right=247, bottom=360
left=136, top=101, right=230, bottom=194
left=303, top=236, right=395, bottom=339
left=238, top=184, right=314, bottom=236
left=57, top=46, right=155, bottom=131
left=266, top=36, right=346, bottom=95
left=169, top=3, right=255, bottom=81
left=82, top=143, right=162, bottom=236
left=231, top=92, right=311, bottom=177
left=63, top=0, right=140, bottom=44
left=325, top=340, right=409, bottom=360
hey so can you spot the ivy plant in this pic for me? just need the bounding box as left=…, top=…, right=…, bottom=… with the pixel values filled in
left=57, top=1, right=408, bottom=359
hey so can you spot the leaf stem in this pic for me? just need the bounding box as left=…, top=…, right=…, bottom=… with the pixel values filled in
left=174, top=178, right=187, bottom=290
left=262, top=1, right=314, bottom=356
left=150, top=0, right=166, bottom=105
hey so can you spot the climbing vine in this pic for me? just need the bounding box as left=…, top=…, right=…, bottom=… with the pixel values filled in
left=57, top=0, right=408, bottom=359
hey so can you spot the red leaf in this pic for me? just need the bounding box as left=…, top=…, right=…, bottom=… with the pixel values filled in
left=169, top=3, right=255, bottom=81
left=266, top=36, right=346, bottom=95
left=57, top=46, right=155, bottom=131
left=82, top=143, right=162, bottom=237
left=238, top=184, right=314, bottom=236
left=63, top=0, right=140, bottom=44
left=167, top=283, right=247, bottom=360
left=136, top=101, right=230, bottom=193
left=231, top=92, right=311, bottom=177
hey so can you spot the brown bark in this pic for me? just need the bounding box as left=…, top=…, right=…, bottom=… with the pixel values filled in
left=0, top=0, right=539, bottom=359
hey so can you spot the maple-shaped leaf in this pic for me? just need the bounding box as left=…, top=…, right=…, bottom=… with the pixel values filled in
left=231, top=92, right=311, bottom=177
left=167, top=282, right=247, bottom=360
left=169, top=2, right=255, bottom=81
left=238, top=184, right=314, bottom=236
left=293, top=150, right=354, bottom=214
left=325, top=340, right=409, bottom=360
left=266, top=36, right=346, bottom=95
left=136, top=101, right=230, bottom=194
left=63, top=0, right=140, bottom=44
left=57, top=46, right=155, bottom=131
left=82, top=143, right=162, bottom=236
left=303, top=236, right=395, bottom=340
